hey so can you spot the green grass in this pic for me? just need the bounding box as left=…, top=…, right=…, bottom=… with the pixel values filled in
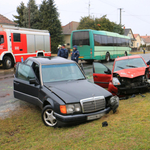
left=1, top=93, right=150, bottom=149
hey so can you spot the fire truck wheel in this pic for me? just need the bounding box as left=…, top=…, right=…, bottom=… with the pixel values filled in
left=3, top=56, right=12, bottom=69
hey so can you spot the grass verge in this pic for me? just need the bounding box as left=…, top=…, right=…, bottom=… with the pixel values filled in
left=1, top=93, right=150, bottom=149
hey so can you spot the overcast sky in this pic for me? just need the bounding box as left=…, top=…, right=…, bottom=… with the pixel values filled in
left=1, top=0, right=150, bottom=35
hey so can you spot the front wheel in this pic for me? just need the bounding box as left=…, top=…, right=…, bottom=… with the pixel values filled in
left=3, top=56, right=12, bottom=69
left=124, top=51, right=128, bottom=56
left=105, top=53, right=110, bottom=62
left=42, top=105, right=59, bottom=127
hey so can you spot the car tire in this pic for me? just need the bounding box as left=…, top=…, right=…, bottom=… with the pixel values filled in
left=3, top=56, right=12, bottom=69
left=124, top=51, right=128, bottom=56
left=105, top=53, right=110, bottom=62
left=42, top=105, right=59, bottom=127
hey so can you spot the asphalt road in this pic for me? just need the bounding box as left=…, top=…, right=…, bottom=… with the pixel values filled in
left=0, top=53, right=150, bottom=119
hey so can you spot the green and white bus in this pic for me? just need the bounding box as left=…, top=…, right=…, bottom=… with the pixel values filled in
left=70, top=29, right=131, bottom=61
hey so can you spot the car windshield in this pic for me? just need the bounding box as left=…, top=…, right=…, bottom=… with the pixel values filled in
left=41, top=63, right=85, bottom=83
left=114, top=58, right=147, bottom=72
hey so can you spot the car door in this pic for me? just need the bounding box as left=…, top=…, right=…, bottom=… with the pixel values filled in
left=93, top=62, right=112, bottom=88
left=14, top=63, right=42, bottom=107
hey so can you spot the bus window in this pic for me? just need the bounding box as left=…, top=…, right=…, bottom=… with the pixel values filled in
left=107, top=36, right=113, bottom=46
left=101, top=35, right=108, bottom=46
left=94, top=34, right=102, bottom=46
left=117, top=37, right=121, bottom=46
left=113, top=37, right=117, bottom=46
left=0, top=35, right=4, bottom=44
left=72, top=31, right=90, bottom=46
left=121, top=38, right=125, bottom=47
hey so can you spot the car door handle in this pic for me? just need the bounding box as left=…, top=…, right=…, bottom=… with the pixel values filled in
left=20, top=49, right=23, bottom=51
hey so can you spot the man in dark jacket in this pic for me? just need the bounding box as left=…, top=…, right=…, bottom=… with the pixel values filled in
left=57, top=44, right=68, bottom=59
left=71, top=45, right=80, bottom=63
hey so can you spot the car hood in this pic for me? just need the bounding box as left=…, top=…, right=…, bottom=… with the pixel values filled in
left=114, top=67, right=146, bottom=78
left=44, top=80, right=112, bottom=104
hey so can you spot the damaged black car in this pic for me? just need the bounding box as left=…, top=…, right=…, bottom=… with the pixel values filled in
left=13, top=57, right=119, bottom=127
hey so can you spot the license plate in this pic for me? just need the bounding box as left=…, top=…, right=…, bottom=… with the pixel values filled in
left=87, top=113, right=104, bottom=121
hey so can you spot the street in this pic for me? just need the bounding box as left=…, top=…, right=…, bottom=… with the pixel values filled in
left=0, top=53, right=150, bottom=119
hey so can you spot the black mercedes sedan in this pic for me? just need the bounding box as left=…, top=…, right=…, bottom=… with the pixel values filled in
left=13, top=57, right=119, bottom=127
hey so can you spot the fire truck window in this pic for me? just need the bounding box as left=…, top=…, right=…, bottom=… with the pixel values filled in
left=0, top=35, right=4, bottom=43
left=13, top=33, right=21, bottom=42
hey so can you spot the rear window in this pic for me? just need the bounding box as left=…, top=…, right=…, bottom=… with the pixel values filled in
left=72, top=31, right=90, bottom=46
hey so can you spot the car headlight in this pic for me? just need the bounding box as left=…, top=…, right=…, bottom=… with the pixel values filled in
left=60, top=104, right=81, bottom=114
left=112, top=77, right=121, bottom=86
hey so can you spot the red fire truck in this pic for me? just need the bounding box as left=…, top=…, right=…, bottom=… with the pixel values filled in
left=0, top=25, right=51, bottom=69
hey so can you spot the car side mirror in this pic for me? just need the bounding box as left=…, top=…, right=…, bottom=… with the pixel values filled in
left=29, top=78, right=39, bottom=85
left=104, top=69, right=111, bottom=74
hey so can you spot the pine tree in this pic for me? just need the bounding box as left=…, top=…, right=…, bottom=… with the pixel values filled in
left=13, top=2, right=26, bottom=27
left=23, top=0, right=39, bottom=29
left=39, top=0, right=63, bottom=53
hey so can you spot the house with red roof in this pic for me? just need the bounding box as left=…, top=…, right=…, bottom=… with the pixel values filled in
left=140, top=35, right=150, bottom=46
left=62, top=21, right=79, bottom=50
left=0, top=14, right=17, bottom=26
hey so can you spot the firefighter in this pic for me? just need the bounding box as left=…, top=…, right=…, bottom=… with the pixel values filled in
left=57, top=44, right=68, bottom=59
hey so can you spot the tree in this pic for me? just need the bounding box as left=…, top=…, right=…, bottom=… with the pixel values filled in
left=22, top=0, right=39, bottom=28
left=39, top=0, right=63, bottom=53
left=77, top=16, right=124, bottom=35
left=13, top=2, right=26, bottom=27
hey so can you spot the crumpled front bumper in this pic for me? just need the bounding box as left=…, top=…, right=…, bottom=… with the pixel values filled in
left=117, top=84, right=149, bottom=95
left=108, top=80, right=150, bottom=96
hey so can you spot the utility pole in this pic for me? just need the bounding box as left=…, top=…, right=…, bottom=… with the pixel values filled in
left=119, top=8, right=123, bottom=25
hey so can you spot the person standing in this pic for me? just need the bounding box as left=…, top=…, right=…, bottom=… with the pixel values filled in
left=57, top=44, right=68, bottom=59
left=57, top=45, right=61, bottom=52
left=71, top=45, right=80, bottom=63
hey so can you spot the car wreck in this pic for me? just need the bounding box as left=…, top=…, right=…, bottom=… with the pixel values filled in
left=13, top=57, right=119, bottom=127
left=93, top=55, right=150, bottom=96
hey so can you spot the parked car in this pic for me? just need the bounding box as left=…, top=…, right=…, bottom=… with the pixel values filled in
left=93, top=55, right=150, bottom=96
left=13, top=57, right=119, bottom=127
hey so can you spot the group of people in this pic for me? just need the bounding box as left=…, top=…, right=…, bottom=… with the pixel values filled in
left=57, top=44, right=80, bottom=63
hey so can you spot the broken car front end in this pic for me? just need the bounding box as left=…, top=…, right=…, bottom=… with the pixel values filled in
left=109, top=70, right=150, bottom=96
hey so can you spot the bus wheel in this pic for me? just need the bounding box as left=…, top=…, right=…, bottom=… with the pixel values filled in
left=3, top=56, right=12, bottom=69
left=105, top=53, right=110, bottom=62
left=124, top=51, right=128, bottom=56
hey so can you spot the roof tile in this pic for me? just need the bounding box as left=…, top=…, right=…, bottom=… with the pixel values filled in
left=62, top=21, right=79, bottom=35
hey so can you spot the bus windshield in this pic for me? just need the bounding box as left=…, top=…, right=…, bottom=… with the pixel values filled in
left=72, top=31, right=90, bottom=46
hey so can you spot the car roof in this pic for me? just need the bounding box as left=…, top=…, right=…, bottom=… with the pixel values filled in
left=115, top=55, right=142, bottom=61
left=26, top=56, right=75, bottom=65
